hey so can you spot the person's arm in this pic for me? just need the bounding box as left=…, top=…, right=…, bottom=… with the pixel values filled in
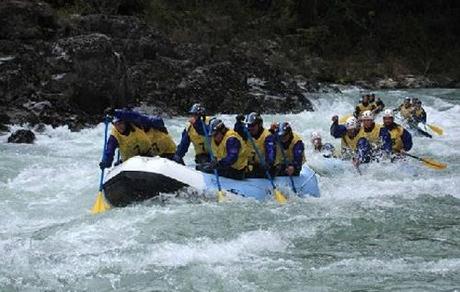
left=264, top=134, right=276, bottom=167
left=100, top=135, right=118, bottom=167
left=379, top=128, right=393, bottom=154
left=114, top=109, right=165, bottom=130
left=421, top=109, right=427, bottom=124
left=219, top=137, right=241, bottom=167
left=330, top=121, right=347, bottom=138
left=175, top=128, right=191, bottom=158
left=292, top=140, right=305, bottom=170
left=401, top=129, right=413, bottom=151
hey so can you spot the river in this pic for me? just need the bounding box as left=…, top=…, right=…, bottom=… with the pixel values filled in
left=1, top=88, right=459, bottom=291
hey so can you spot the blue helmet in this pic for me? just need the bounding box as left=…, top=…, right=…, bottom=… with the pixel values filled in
left=277, top=122, right=292, bottom=137
left=244, top=112, right=262, bottom=126
left=188, top=103, right=205, bottom=115
left=209, top=118, right=225, bottom=135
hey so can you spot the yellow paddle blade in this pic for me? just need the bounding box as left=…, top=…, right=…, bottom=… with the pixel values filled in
left=421, top=157, right=447, bottom=170
left=274, top=189, right=288, bottom=204
left=427, top=124, right=443, bottom=136
left=91, top=191, right=111, bottom=214
left=216, top=190, right=225, bottom=203
left=339, top=114, right=353, bottom=124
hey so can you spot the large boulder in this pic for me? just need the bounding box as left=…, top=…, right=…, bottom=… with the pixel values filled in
left=0, top=0, right=57, bottom=40
left=7, top=129, right=36, bottom=144
left=48, top=33, right=132, bottom=115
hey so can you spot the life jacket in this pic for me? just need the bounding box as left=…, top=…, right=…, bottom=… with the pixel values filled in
left=248, top=128, right=273, bottom=166
left=211, top=129, right=248, bottom=170
left=356, top=103, right=376, bottom=114
left=413, top=108, right=425, bottom=119
left=111, top=124, right=151, bottom=162
left=275, top=132, right=306, bottom=165
left=399, top=104, right=413, bottom=119
left=341, top=132, right=359, bottom=152
left=145, top=128, right=176, bottom=156
left=357, top=123, right=383, bottom=147
left=386, top=123, right=405, bottom=152
left=187, top=116, right=211, bottom=156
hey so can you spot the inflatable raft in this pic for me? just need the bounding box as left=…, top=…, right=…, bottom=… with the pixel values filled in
left=103, top=156, right=320, bottom=206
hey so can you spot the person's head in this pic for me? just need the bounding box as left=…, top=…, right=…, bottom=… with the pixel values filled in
left=112, top=117, right=127, bottom=134
left=382, top=109, right=394, bottom=127
left=245, top=112, right=263, bottom=136
left=345, top=116, right=359, bottom=136
left=209, top=118, right=226, bottom=143
left=415, top=100, right=422, bottom=108
left=360, top=110, right=374, bottom=129
left=411, top=97, right=419, bottom=105
left=188, top=103, right=205, bottom=118
left=277, top=122, right=293, bottom=143
left=369, top=93, right=376, bottom=102
left=362, top=94, right=369, bottom=104
left=404, top=97, right=411, bottom=106
left=311, top=131, right=322, bottom=150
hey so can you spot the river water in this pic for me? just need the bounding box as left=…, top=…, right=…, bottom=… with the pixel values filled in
left=1, top=88, right=459, bottom=291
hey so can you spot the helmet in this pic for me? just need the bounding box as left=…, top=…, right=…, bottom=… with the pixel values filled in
left=244, top=112, right=262, bottom=126
left=311, top=131, right=322, bottom=141
left=404, top=97, right=411, bottom=102
left=383, top=109, right=394, bottom=118
left=345, top=117, right=358, bottom=130
left=188, top=103, right=205, bottom=115
left=209, top=118, right=225, bottom=135
left=277, top=122, right=292, bottom=137
left=361, top=110, right=374, bottom=121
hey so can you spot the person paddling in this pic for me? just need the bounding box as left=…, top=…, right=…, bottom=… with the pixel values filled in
left=381, top=109, right=413, bottom=156
left=395, top=97, right=413, bottom=120
left=273, top=122, right=305, bottom=177
left=243, top=112, right=277, bottom=178
left=197, top=118, right=248, bottom=180
left=173, top=103, right=211, bottom=165
left=330, top=115, right=360, bottom=159
left=99, top=116, right=151, bottom=170
left=354, top=94, right=377, bottom=118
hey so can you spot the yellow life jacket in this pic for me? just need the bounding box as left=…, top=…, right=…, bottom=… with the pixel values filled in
left=357, top=123, right=383, bottom=147
left=111, top=124, right=151, bottom=162
left=247, top=128, right=273, bottom=166
left=356, top=103, right=376, bottom=114
left=387, top=124, right=405, bottom=152
left=400, top=105, right=413, bottom=119
left=275, top=132, right=306, bottom=165
left=211, top=129, right=248, bottom=170
left=187, top=116, right=211, bottom=156
left=413, top=108, right=425, bottom=118
left=341, top=132, right=359, bottom=152
left=145, top=128, right=176, bottom=156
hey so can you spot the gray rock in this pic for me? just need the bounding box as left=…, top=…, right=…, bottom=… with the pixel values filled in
left=7, top=129, right=36, bottom=144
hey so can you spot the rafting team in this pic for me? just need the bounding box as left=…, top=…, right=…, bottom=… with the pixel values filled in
left=99, top=95, right=428, bottom=179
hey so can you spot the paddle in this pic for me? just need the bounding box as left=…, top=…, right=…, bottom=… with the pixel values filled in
left=91, top=116, right=111, bottom=214
left=243, top=127, right=287, bottom=204
left=403, top=152, right=447, bottom=170
left=199, top=118, right=225, bottom=202
left=427, top=124, right=443, bottom=136
left=276, top=139, right=298, bottom=194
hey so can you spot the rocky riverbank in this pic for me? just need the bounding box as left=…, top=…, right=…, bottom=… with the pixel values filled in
left=1, top=1, right=458, bottom=132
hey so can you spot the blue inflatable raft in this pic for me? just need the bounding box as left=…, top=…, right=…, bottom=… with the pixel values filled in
left=103, top=156, right=320, bottom=206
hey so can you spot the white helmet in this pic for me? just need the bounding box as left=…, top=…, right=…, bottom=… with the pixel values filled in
left=361, top=110, right=374, bottom=121
left=345, top=117, right=358, bottom=129
left=311, top=131, right=321, bottom=141
left=383, top=109, right=394, bottom=118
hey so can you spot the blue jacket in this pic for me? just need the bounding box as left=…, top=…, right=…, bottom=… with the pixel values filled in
left=330, top=121, right=347, bottom=138
left=219, top=137, right=241, bottom=168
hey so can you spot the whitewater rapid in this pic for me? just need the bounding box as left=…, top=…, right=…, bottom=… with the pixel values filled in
left=1, top=88, right=459, bottom=291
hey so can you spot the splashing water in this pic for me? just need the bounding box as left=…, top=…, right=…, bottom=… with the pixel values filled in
left=1, top=88, right=459, bottom=291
